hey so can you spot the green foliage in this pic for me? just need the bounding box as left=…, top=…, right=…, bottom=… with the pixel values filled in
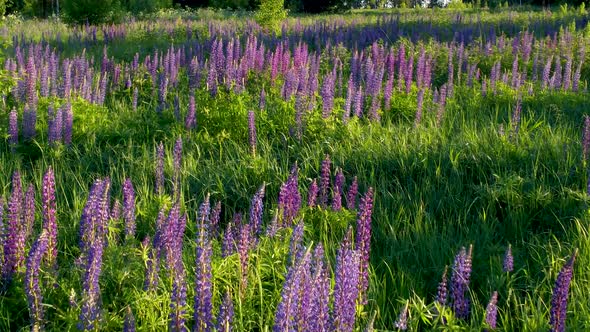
left=121, top=0, right=172, bottom=13
left=0, top=0, right=6, bottom=16
left=63, top=0, right=120, bottom=24
left=255, top=0, right=286, bottom=32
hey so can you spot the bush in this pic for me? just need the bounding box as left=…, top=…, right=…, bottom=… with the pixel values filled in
left=63, top=0, right=120, bottom=24
left=255, top=0, right=286, bottom=33
left=122, top=0, right=172, bottom=14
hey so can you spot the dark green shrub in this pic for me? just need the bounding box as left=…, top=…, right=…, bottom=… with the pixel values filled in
left=63, top=0, right=120, bottom=24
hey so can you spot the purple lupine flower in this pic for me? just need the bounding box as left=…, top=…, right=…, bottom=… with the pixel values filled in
left=346, top=176, right=358, bottom=210
left=319, top=155, right=331, bottom=208
left=23, top=104, right=36, bottom=140
left=0, top=198, right=4, bottom=274
left=582, top=115, right=590, bottom=163
left=414, top=89, right=425, bottom=127
left=289, top=222, right=305, bottom=266
left=503, top=244, right=514, bottom=272
left=26, top=55, right=37, bottom=107
left=78, top=234, right=105, bottom=330
left=194, top=206, right=213, bottom=332
left=549, top=249, right=577, bottom=332
left=122, top=178, right=136, bottom=240
left=354, top=86, right=363, bottom=118
left=277, top=164, right=301, bottom=226
left=542, top=56, right=553, bottom=90
left=394, top=302, right=409, bottom=331
left=265, top=210, right=279, bottom=238
left=217, top=291, right=234, bottom=332
left=343, top=77, right=354, bottom=124
left=484, top=291, right=498, bottom=330
left=511, top=97, right=522, bottom=138
left=450, top=245, right=473, bottom=320
left=237, top=223, right=250, bottom=296
left=132, top=87, right=138, bottom=112
left=221, top=222, right=235, bottom=258
left=155, top=142, right=165, bottom=195
left=169, top=263, right=188, bottom=332
left=3, top=171, right=24, bottom=280
left=331, top=228, right=360, bottom=332
left=436, top=266, right=448, bottom=306
left=185, top=92, right=196, bottom=130
left=248, top=110, right=257, bottom=156
left=274, top=247, right=311, bottom=332
left=332, top=168, right=345, bottom=211
left=24, top=230, right=49, bottom=332
left=173, top=137, right=183, bottom=198
left=111, top=200, right=122, bottom=220
left=356, top=188, right=374, bottom=304
left=63, top=103, right=73, bottom=146
left=42, top=167, right=58, bottom=268
left=48, top=105, right=63, bottom=145
left=249, top=184, right=265, bottom=236
left=9, top=108, right=18, bottom=148
left=124, top=306, right=136, bottom=332
left=307, top=179, right=319, bottom=208
left=210, top=201, right=221, bottom=238
left=157, top=72, right=168, bottom=113
left=308, top=244, right=330, bottom=331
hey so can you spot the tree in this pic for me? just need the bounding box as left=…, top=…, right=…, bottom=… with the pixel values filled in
left=63, top=0, right=118, bottom=24
left=255, top=0, right=286, bottom=33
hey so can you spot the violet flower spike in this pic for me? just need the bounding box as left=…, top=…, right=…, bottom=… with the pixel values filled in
left=216, top=291, right=234, bottom=332
left=549, top=249, right=578, bottom=332
left=484, top=291, right=498, bottom=330
left=24, top=230, right=49, bottom=332
left=123, top=178, right=136, bottom=240
left=394, top=301, right=409, bottom=331
left=503, top=244, right=514, bottom=273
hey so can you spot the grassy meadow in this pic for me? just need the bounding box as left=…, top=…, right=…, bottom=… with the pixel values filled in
left=0, top=6, right=589, bottom=331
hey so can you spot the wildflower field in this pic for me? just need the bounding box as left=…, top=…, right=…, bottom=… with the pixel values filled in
left=0, top=5, right=589, bottom=331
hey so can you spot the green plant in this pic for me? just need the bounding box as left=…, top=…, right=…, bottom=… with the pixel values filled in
left=62, top=0, right=120, bottom=24
left=255, top=0, right=286, bottom=33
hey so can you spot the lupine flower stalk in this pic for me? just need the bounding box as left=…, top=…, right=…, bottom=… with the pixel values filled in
left=582, top=115, right=590, bottom=163
left=248, top=110, right=257, bottom=157
left=9, top=108, right=18, bottom=149
left=356, top=188, right=374, bottom=304
left=346, top=176, right=358, bottom=210
left=24, top=230, right=49, bottom=332
left=237, top=223, right=250, bottom=296
left=303, top=177, right=317, bottom=209
left=123, top=306, right=136, bottom=332
left=194, top=198, right=213, bottom=332
left=549, top=249, right=577, bottom=332
left=332, top=168, right=344, bottom=211
left=122, top=178, right=136, bottom=240
left=319, top=155, right=331, bottom=208
left=503, top=244, right=514, bottom=272
left=249, top=184, right=265, bottom=236
left=484, top=291, right=498, bottom=330
left=450, top=245, right=473, bottom=320
left=394, top=301, right=409, bottom=331
left=331, top=228, right=360, bottom=332
left=436, top=266, right=448, bottom=306
left=185, top=92, right=196, bottom=129
left=273, top=248, right=311, bottom=332
left=3, top=171, right=24, bottom=280
left=216, top=291, right=234, bottom=332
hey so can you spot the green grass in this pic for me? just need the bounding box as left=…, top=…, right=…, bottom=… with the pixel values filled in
left=1, top=6, right=590, bottom=331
